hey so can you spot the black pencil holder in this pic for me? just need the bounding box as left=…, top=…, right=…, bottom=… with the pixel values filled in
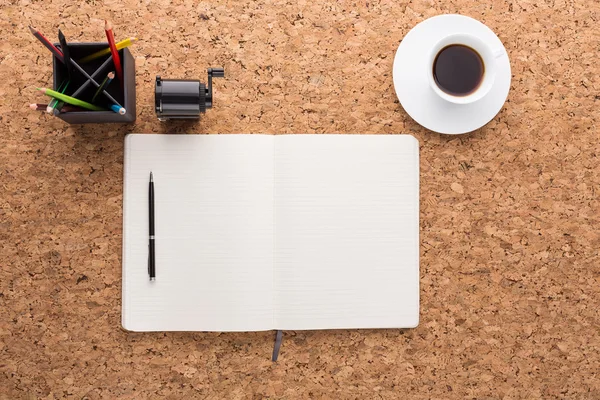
left=52, top=43, right=136, bottom=124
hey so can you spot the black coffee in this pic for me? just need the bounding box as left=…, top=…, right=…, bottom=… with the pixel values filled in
left=433, top=44, right=484, bottom=96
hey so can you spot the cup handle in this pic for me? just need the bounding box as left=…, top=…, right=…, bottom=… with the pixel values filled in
left=494, top=49, right=506, bottom=59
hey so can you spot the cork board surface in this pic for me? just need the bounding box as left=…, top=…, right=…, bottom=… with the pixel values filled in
left=1, top=0, right=599, bottom=398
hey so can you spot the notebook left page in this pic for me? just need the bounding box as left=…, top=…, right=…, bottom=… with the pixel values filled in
left=122, top=134, right=274, bottom=331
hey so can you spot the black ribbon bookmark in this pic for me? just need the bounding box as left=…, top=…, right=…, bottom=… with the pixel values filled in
left=272, top=330, right=283, bottom=361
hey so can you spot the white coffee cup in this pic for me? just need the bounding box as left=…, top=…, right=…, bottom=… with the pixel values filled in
left=428, top=33, right=505, bottom=105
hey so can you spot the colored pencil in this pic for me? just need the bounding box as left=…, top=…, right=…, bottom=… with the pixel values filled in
left=50, top=101, right=65, bottom=114
left=92, top=71, right=115, bottom=102
left=28, top=26, right=123, bottom=108
left=28, top=26, right=64, bottom=63
left=78, top=37, right=137, bottom=63
left=30, top=103, right=47, bottom=111
left=31, top=104, right=86, bottom=112
left=104, top=20, right=123, bottom=84
left=49, top=101, right=63, bottom=114
left=37, top=88, right=105, bottom=111
left=66, top=58, right=122, bottom=107
left=58, top=30, right=73, bottom=80
left=60, top=105, right=86, bottom=112
left=46, top=79, right=70, bottom=114
left=110, top=104, right=126, bottom=115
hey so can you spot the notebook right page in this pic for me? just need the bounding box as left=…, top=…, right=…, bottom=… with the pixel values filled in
left=274, top=134, right=419, bottom=330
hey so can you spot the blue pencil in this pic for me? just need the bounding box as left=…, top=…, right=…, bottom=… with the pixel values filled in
left=110, top=104, right=126, bottom=115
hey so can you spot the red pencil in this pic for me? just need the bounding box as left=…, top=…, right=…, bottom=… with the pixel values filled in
left=104, top=20, right=123, bottom=85
left=28, top=26, right=64, bottom=63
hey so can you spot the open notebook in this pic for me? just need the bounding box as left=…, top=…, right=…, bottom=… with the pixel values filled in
left=122, top=134, right=419, bottom=331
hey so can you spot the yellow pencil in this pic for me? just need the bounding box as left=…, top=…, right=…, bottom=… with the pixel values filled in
left=37, top=88, right=105, bottom=111
left=78, top=37, right=138, bottom=63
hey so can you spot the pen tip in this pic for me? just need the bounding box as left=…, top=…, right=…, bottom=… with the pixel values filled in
left=28, top=26, right=36, bottom=34
left=150, top=171, right=153, bottom=181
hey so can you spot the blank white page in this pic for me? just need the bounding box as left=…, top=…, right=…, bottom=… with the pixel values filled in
left=274, top=135, right=419, bottom=330
left=122, top=134, right=274, bottom=331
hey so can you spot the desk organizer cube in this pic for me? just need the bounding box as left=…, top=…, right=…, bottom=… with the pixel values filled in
left=52, top=43, right=136, bottom=124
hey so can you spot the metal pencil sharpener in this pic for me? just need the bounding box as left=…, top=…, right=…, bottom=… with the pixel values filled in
left=155, top=68, right=224, bottom=121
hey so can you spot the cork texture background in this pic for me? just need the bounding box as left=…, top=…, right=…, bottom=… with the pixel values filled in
left=1, top=0, right=600, bottom=398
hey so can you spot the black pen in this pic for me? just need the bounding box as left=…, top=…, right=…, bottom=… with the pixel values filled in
left=148, top=171, right=156, bottom=281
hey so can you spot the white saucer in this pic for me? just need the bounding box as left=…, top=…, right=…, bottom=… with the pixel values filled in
left=392, top=15, right=511, bottom=135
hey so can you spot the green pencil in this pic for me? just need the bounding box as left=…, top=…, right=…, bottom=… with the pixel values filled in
left=37, top=88, right=105, bottom=111
left=46, top=79, right=70, bottom=114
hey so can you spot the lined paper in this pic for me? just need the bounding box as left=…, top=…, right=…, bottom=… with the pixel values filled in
left=122, top=134, right=419, bottom=332
left=274, top=135, right=419, bottom=329
left=123, top=135, right=274, bottom=331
